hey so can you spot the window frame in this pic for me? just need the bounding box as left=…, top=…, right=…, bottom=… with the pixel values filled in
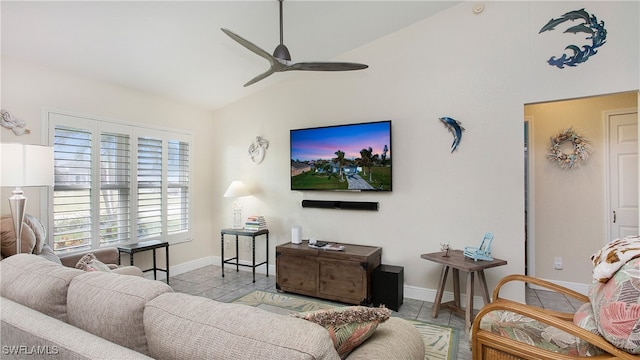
left=47, top=111, right=192, bottom=254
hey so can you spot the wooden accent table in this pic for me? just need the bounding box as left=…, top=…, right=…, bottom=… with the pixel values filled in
left=421, top=249, right=507, bottom=333
left=276, top=241, right=381, bottom=305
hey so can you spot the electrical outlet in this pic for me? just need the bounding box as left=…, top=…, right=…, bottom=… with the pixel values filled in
left=225, top=239, right=230, bottom=249
left=554, top=257, right=563, bottom=270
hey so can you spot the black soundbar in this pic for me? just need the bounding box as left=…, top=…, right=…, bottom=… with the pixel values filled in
left=301, top=200, right=379, bottom=211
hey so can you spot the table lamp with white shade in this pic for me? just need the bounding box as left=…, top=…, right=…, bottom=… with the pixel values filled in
left=223, top=180, right=250, bottom=229
left=1, top=143, right=54, bottom=253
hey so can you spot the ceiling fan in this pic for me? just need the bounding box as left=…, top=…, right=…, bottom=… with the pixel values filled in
left=221, top=0, right=369, bottom=87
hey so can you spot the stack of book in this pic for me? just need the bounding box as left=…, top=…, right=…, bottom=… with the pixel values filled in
left=244, top=216, right=267, bottom=231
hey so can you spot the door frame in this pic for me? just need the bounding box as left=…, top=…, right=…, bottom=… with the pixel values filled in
left=524, top=116, right=536, bottom=277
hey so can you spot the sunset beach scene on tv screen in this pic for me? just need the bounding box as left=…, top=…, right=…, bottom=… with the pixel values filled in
left=290, top=121, right=392, bottom=191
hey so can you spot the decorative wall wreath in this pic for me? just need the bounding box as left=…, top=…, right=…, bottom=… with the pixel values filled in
left=547, top=127, right=591, bottom=169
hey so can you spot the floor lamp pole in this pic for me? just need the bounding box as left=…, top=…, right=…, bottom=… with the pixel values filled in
left=8, top=187, right=26, bottom=254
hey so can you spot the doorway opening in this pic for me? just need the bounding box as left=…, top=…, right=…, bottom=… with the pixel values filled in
left=524, top=91, right=638, bottom=282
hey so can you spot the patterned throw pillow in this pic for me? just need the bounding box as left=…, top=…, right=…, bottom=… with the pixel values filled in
left=75, top=253, right=112, bottom=272
left=590, top=235, right=640, bottom=283
left=589, top=257, right=640, bottom=354
left=291, top=306, right=390, bottom=359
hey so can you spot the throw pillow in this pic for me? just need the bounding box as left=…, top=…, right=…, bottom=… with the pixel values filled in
left=0, top=216, right=37, bottom=257
left=590, top=235, right=640, bottom=283
left=291, top=306, right=390, bottom=359
left=75, top=253, right=112, bottom=272
left=23, top=214, right=46, bottom=255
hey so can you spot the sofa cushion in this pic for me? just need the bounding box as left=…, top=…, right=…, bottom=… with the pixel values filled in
left=589, top=256, right=640, bottom=354
left=1, top=297, right=154, bottom=360
left=291, top=306, right=391, bottom=359
left=0, top=253, right=84, bottom=322
left=345, top=317, right=425, bottom=360
left=67, top=271, right=173, bottom=356
left=0, top=216, right=37, bottom=257
left=144, top=292, right=341, bottom=360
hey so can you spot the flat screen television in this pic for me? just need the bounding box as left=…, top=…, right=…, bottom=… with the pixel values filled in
left=290, top=120, right=392, bottom=191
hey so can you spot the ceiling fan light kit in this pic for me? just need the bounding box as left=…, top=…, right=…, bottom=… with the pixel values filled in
left=222, top=0, right=368, bottom=87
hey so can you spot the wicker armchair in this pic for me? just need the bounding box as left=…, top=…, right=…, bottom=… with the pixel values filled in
left=471, top=274, right=640, bottom=360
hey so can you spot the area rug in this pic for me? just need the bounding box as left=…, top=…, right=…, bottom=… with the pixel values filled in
left=232, top=290, right=458, bottom=360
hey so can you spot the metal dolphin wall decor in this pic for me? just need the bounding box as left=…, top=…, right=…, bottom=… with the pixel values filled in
left=539, top=8, right=607, bottom=68
left=439, top=116, right=465, bottom=153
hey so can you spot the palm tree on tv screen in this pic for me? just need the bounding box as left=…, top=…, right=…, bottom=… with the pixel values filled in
left=334, top=150, right=345, bottom=181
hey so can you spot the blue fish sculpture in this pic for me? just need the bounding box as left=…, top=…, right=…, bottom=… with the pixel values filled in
left=439, top=116, right=465, bottom=153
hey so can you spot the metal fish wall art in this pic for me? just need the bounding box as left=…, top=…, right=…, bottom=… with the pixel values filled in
left=439, top=116, right=465, bottom=153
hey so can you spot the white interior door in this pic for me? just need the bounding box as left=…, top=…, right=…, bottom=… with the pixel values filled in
left=608, top=109, right=639, bottom=241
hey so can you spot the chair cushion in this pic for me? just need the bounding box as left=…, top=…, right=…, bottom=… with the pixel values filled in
left=589, top=257, right=640, bottom=354
left=0, top=216, right=37, bottom=256
left=23, top=214, right=46, bottom=254
left=572, top=302, right=600, bottom=337
left=478, top=308, right=604, bottom=356
left=36, top=243, right=63, bottom=264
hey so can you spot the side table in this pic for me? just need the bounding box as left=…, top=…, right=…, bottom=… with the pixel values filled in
left=118, top=240, right=170, bottom=284
left=220, top=228, right=269, bottom=283
left=421, top=249, right=507, bottom=333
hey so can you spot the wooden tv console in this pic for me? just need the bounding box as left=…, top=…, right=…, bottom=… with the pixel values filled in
left=275, top=241, right=382, bottom=305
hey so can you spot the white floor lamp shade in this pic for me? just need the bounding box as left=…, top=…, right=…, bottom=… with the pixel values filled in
left=1, top=143, right=54, bottom=254
left=223, top=180, right=250, bottom=229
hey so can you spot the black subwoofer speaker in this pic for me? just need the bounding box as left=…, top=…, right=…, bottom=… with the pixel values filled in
left=372, top=264, right=404, bottom=311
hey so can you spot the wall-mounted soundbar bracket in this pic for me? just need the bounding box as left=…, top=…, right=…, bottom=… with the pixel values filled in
left=301, top=200, right=379, bottom=211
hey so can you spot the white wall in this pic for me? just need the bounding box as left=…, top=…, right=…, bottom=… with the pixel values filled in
left=211, top=1, right=639, bottom=303
left=0, top=57, right=217, bottom=269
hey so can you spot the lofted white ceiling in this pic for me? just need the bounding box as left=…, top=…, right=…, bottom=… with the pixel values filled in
left=2, top=1, right=460, bottom=111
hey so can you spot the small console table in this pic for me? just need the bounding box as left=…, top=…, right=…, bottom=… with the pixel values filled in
left=117, top=240, right=170, bottom=284
left=220, top=228, right=269, bottom=283
left=421, top=249, right=507, bottom=333
left=276, top=241, right=381, bottom=305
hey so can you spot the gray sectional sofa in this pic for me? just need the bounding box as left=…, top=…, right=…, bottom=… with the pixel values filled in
left=1, top=254, right=425, bottom=359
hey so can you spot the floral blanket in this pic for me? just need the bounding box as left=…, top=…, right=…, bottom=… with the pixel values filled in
left=591, top=235, right=640, bottom=283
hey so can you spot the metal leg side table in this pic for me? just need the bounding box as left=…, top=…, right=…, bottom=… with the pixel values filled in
left=421, top=249, right=507, bottom=333
left=220, top=228, right=269, bottom=283
left=118, top=239, right=170, bottom=284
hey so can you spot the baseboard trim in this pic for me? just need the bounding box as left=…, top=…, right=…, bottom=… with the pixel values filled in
left=142, top=255, right=216, bottom=281
left=404, top=285, right=488, bottom=310
left=527, top=278, right=589, bottom=295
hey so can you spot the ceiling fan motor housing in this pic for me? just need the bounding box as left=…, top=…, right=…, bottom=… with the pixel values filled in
left=273, top=44, right=291, bottom=61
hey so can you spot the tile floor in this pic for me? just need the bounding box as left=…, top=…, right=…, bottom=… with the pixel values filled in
left=169, top=265, right=584, bottom=360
